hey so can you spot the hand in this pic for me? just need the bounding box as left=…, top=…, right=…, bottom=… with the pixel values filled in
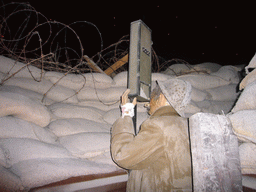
left=120, top=89, right=137, bottom=118
left=121, top=89, right=137, bottom=106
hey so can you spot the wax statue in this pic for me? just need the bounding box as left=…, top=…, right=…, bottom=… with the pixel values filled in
left=111, top=79, right=193, bottom=192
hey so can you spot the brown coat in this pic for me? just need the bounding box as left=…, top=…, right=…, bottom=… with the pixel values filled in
left=111, top=106, right=192, bottom=192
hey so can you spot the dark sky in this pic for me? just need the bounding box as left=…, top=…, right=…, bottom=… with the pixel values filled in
left=1, top=1, right=256, bottom=66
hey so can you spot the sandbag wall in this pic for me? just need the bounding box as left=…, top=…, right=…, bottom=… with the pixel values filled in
left=227, top=54, right=256, bottom=175
left=0, top=55, right=246, bottom=190
left=164, top=63, right=242, bottom=116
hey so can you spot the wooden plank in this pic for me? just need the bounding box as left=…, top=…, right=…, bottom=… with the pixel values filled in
left=189, top=112, right=242, bottom=192
left=84, top=55, right=105, bottom=74
left=104, top=54, right=128, bottom=75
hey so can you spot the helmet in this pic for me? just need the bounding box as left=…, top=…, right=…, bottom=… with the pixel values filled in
left=157, top=79, right=192, bottom=117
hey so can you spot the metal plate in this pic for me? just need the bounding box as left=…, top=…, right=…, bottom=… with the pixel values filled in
left=189, top=113, right=242, bottom=192
left=128, top=20, right=152, bottom=102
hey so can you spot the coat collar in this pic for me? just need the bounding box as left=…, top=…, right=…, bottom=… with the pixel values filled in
left=150, top=105, right=179, bottom=118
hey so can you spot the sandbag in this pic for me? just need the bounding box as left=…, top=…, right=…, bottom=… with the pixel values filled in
left=77, top=86, right=126, bottom=103
left=4, top=77, right=78, bottom=103
left=205, top=84, right=239, bottom=101
left=228, top=110, right=256, bottom=143
left=191, top=86, right=210, bottom=102
left=59, top=132, right=110, bottom=158
left=239, top=68, right=256, bottom=90
left=232, top=81, right=256, bottom=112
left=0, top=116, right=57, bottom=144
left=0, top=138, right=73, bottom=168
left=211, top=65, right=240, bottom=84
left=196, top=100, right=235, bottom=114
left=48, top=103, right=105, bottom=123
left=164, top=63, right=192, bottom=75
left=0, top=85, right=54, bottom=105
left=10, top=158, right=115, bottom=189
left=152, top=73, right=171, bottom=81
left=79, top=72, right=113, bottom=88
left=0, top=91, right=51, bottom=127
left=44, top=71, right=86, bottom=90
left=112, top=71, right=127, bottom=87
left=164, top=62, right=222, bottom=76
left=77, top=100, right=119, bottom=111
left=184, top=101, right=201, bottom=115
left=0, top=165, right=24, bottom=191
left=0, top=55, right=44, bottom=79
left=177, top=74, right=230, bottom=90
left=48, top=118, right=110, bottom=137
left=239, top=143, right=256, bottom=174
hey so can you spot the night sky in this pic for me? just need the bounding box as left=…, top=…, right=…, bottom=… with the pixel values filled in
left=2, top=1, right=256, bottom=66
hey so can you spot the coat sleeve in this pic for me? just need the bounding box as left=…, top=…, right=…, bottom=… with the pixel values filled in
left=111, top=116, right=165, bottom=170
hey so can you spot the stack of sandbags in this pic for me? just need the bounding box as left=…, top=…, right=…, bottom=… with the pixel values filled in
left=0, top=56, right=124, bottom=191
left=164, top=64, right=242, bottom=116
left=227, top=54, right=256, bottom=175
left=0, top=55, right=245, bottom=190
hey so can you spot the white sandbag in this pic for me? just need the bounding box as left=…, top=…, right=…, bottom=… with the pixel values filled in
left=0, top=138, right=73, bottom=168
left=152, top=73, right=171, bottom=81
left=0, top=55, right=44, bottom=79
left=206, top=84, right=239, bottom=101
left=77, top=100, right=120, bottom=111
left=239, top=143, right=256, bottom=174
left=0, top=165, right=24, bottom=191
left=245, top=53, right=256, bottom=74
left=77, top=86, right=126, bottom=103
left=164, top=62, right=222, bottom=76
left=112, top=71, right=127, bottom=87
left=48, top=103, right=105, bottom=123
left=239, top=68, right=256, bottom=90
left=211, top=65, right=240, bottom=84
left=44, top=71, right=86, bottom=90
left=0, top=117, right=57, bottom=144
left=88, top=151, right=116, bottom=166
left=163, top=63, right=192, bottom=75
left=0, top=91, right=51, bottom=127
left=48, top=118, right=110, bottom=137
left=0, top=85, right=54, bottom=105
left=10, top=158, right=115, bottom=189
left=232, top=81, right=256, bottom=112
left=4, top=78, right=78, bottom=103
left=191, top=86, right=210, bottom=102
left=193, top=62, right=222, bottom=73
left=177, top=74, right=230, bottom=90
left=59, top=132, right=110, bottom=158
left=228, top=110, right=256, bottom=143
left=103, top=108, right=149, bottom=127
left=184, top=101, right=201, bottom=115
left=196, top=100, right=235, bottom=114
left=78, top=72, right=113, bottom=88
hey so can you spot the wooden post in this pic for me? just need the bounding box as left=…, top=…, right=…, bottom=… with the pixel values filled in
left=83, top=55, right=105, bottom=74
left=189, top=112, right=242, bottom=192
left=104, top=54, right=128, bottom=75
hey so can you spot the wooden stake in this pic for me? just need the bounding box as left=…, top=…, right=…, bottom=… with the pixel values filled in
left=104, top=54, right=128, bottom=75
left=83, top=55, right=105, bottom=74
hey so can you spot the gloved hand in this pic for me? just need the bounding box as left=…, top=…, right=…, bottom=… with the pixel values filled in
left=121, top=89, right=137, bottom=118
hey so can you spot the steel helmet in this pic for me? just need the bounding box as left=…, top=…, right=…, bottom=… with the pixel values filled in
left=157, top=79, right=192, bottom=117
